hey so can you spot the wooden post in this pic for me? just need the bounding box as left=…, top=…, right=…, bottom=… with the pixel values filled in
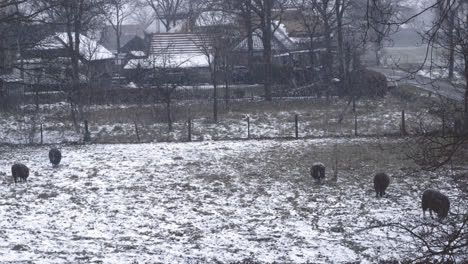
left=295, top=114, right=299, bottom=139
left=354, top=113, right=358, bottom=136
left=134, top=122, right=140, bottom=143
left=247, top=117, right=250, bottom=139
left=84, top=120, right=91, bottom=142
left=40, top=124, right=43, bottom=145
left=442, top=112, right=445, bottom=137
left=188, top=119, right=192, bottom=142
left=401, top=110, right=407, bottom=136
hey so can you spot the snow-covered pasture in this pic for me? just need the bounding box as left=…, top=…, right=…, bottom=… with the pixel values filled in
left=0, top=139, right=466, bottom=263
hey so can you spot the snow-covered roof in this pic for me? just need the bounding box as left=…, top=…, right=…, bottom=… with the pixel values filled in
left=0, top=72, right=23, bottom=83
left=129, top=51, right=146, bottom=57
left=35, top=32, right=114, bottom=61
left=124, top=53, right=210, bottom=70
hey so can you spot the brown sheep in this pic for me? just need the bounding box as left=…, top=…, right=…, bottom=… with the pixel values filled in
left=11, top=163, right=29, bottom=184
left=422, top=189, right=450, bottom=219
left=49, top=148, right=62, bottom=166
left=311, top=162, right=326, bottom=183
left=373, top=173, right=390, bottom=197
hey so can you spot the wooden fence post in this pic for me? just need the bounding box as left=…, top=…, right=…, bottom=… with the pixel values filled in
left=401, top=110, right=407, bottom=136
left=247, top=117, right=250, bottom=139
left=354, top=113, right=358, bottom=136
left=134, top=122, right=140, bottom=143
left=188, top=119, right=192, bottom=142
left=441, top=112, right=445, bottom=137
left=295, top=114, right=299, bottom=139
left=84, top=120, right=91, bottom=142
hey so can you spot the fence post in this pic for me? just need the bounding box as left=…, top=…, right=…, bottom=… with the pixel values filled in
left=84, top=120, right=91, bottom=142
left=134, top=122, right=140, bottom=143
left=401, top=110, right=407, bottom=136
left=188, top=119, right=192, bottom=142
left=295, top=114, right=299, bottom=139
left=40, top=124, right=43, bottom=145
left=441, top=112, right=445, bottom=137
left=354, top=113, right=358, bottom=136
left=247, top=117, right=250, bottom=139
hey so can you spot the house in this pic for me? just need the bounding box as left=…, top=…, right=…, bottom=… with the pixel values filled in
left=124, top=33, right=212, bottom=84
left=23, top=32, right=114, bottom=91
left=100, top=24, right=146, bottom=54
left=0, top=71, right=24, bottom=110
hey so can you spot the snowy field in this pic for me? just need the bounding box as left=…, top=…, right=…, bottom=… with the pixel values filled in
left=0, top=139, right=466, bottom=263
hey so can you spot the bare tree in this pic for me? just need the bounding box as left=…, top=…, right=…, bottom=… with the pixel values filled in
left=102, top=0, right=136, bottom=55
left=131, top=1, right=157, bottom=30
left=368, top=0, right=468, bottom=169
left=32, top=0, right=108, bottom=128
left=250, top=0, right=286, bottom=101
left=145, top=0, right=186, bottom=31
left=310, top=0, right=335, bottom=86
left=361, top=213, right=468, bottom=262
left=366, top=0, right=402, bottom=66
left=233, top=0, right=255, bottom=74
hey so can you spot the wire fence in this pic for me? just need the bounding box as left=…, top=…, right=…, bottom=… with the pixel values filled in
left=2, top=107, right=452, bottom=146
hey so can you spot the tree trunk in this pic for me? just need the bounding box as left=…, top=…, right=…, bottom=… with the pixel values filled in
left=375, top=45, right=381, bottom=66
left=213, top=83, right=218, bottom=123
left=245, top=1, right=254, bottom=76
left=447, top=10, right=455, bottom=80
left=224, top=58, right=230, bottom=108
left=464, top=54, right=468, bottom=113
left=213, top=57, right=218, bottom=123
left=322, top=3, right=333, bottom=84
left=262, top=0, right=273, bottom=101
left=335, top=0, right=345, bottom=77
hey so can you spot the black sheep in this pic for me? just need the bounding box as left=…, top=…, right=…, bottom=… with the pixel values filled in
left=373, top=172, right=390, bottom=197
left=422, top=189, right=450, bottom=219
left=311, top=162, right=326, bottom=182
left=49, top=148, right=62, bottom=166
left=11, top=163, right=29, bottom=184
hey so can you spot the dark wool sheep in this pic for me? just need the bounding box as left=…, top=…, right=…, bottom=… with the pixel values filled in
left=11, top=163, right=29, bottom=184
left=373, top=173, right=390, bottom=197
left=311, top=162, right=326, bottom=182
left=422, top=189, right=450, bottom=219
left=49, top=148, right=62, bottom=166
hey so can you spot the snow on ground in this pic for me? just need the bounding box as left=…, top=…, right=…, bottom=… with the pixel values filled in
left=0, top=138, right=466, bottom=263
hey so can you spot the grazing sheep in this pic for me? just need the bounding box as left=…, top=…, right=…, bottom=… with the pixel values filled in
left=49, top=148, right=62, bottom=166
left=311, top=162, right=326, bottom=182
left=422, top=189, right=450, bottom=219
left=373, top=172, right=390, bottom=197
left=11, top=163, right=29, bottom=184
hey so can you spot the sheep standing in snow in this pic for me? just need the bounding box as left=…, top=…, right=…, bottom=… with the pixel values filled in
left=422, top=189, right=450, bottom=219
left=311, top=162, right=326, bottom=182
left=49, top=148, right=62, bottom=166
left=373, top=172, right=390, bottom=197
left=11, top=163, right=29, bottom=184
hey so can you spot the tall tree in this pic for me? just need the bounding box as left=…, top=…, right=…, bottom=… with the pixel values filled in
left=145, top=0, right=185, bottom=31
left=33, top=0, right=108, bottom=127
left=310, top=0, right=335, bottom=85
left=102, top=0, right=135, bottom=54
left=234, top=0, right=255, bottom=75
left=370, top=0, right=468, bottom=169
left=250, top=0, right=286, bottom=101
left=366, top=0, right=401, bottom=66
